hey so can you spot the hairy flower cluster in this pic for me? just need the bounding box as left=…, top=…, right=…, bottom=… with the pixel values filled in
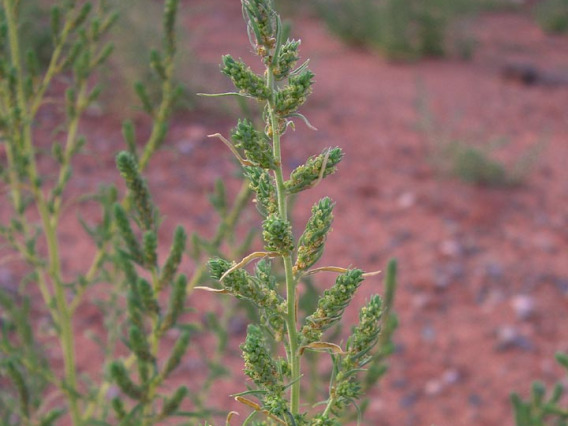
left=262, top=214, right=294, bottom=254
left=301, top=269, right=364, bottom=344
left=285, top=147, right=343, bottom=194
left=273, top=39, right=300, bottom=80
left=244, top=166, right=278, bottom=216
left=231, top=119, right=275, bottom=169
left=221, top=55, right=270, bottom=100
left=274, top=70, right=314, bottom=116
left=295, top=197, right=335, bottom=273
left=241, top=324, right=284, bottom=394
left=209, top=258, right=285, bottom=316
left=328, top=295, right=384, bottom=414
left=344, top=295, right=383, bottom=363
left=242, top=0, right=277, bottom=55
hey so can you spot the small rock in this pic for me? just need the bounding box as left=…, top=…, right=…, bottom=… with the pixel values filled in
left=468, top=393, right=482, bottom=407
left=421, top=325, right=436, bottom=342
left=442, top=368, right=461, bottom=385
left=495, top=325, right=533, bottom=351
left=397, top=192, right=416, bottom=209
left=424, top=379, right=443, bottom=396
left=399, top=391, right=419, bottom=408
left=439, top=240, right=462, bottom=257
left=511, top=295, right=535, bottom=321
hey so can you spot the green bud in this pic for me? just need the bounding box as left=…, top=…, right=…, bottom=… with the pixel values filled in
left=232, top=119, right=275, bottom=169
left=273, top=39, right=300, bottom=80
left=122, top=120, right=137, bottom=158
left=150, top=49, right=166, bottom=80
left=161, top=386, right=188, bottom=416
left=241, top=324, right=284, bottom=393
left=244, top=166, right=277, bottom=216
left=301, top=269, right=364, bottom=344
left=134, top=81, right=154, bottom=114
left=221, top=55, right=270, bottom=100
left=556, top=352, right=568, bottom=371
left=162, top=331, right=190, bottom=378
left=262, top=214, right=294, bottom=254
left=295, top=197, right=334, bottom=273
left=143, top=231, right=158, bottom=268
left=129, top=324, right=155, bottom=363
left=51, top=6, right=61, bottom=41
left=6, top=360, right=29, bottom=416
left=109, top=361, right=144, bottom=400
left=38, top=408, right=65, bottom=426
left=26, top=50, right=40, bottom=78
left=163, top=0, right=179, bottom=55
left=285, top=147, right=343, bottom=194
left=111, top=397, right=126, bottom=420
left=114, top=203, right=144, bottom=265
left=158, top=225, right=186, bottom=291
left=243, top=0, right=277, bottom=53
left=274, top=69, right=314, bottom=116
left=138, top=278, right=160, bottom=316
left=116, top=151, right=155, bottom=231
left=70, top=2, right=92, bottom=31
left=126, top=289, right=144, bottom=330
left=92, top=43, right=114, bottom=68
left=159, top=274, right=187, bottom=334
left=65, top=88, right=76, bottom=119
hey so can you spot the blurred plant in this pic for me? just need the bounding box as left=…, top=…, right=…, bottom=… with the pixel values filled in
left=201, top=0, right=398, bottom=423
left=512, top=352, right=568, bottom=425
left=534, top=0, right=568, bottom=34
left=315, top=0, right=476, bottom=60
left=100, top=0, right=196, bottom=115
left=417, top=93, right=542, bottom=187
left=0, top=0, right=255, bottom=423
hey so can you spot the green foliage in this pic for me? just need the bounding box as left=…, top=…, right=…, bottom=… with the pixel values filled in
left=0, top=0, right=252, bottom=423
left=315, top=0, right=475, bottom=60
left=204, top=0, right=398, bottom=423
left=534, top=0, right=568, bottom=34
left=433, top=139, right=542, bottom=187
left=512, top=352, right=568, bottom=425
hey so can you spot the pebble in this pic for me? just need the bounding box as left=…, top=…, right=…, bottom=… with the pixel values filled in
left=439, top=240, right=462, bottom=257
left=397, top=192, right=416, bottom=209
left=510, top=294, right=535, bottom=321
left=495, top=325, right=534, bottom=351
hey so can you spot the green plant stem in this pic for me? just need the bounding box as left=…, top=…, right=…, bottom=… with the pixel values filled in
left=267, top=70, right=301, bottom=416
left=4, top=1, right=81, bottom=422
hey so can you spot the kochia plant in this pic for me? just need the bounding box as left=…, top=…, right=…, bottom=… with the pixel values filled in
left=202, top=0, right=398, bottom=423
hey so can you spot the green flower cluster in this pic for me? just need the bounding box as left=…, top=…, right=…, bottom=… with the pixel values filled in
left=274, top=70, right=314, bottom=116
left=262, top=214, right=294, bottom=254
left=244, top=166, right=278, bottom=216
left=242, top=0, right=277, bottom=56
left=221, top=55, right=270, bottom=99
left=242, top=324, right=285, bottom=394
left=329, top=295, right=384, bottom=414
left=295, top=197, right=335, bottom=273
left=301, top=269, right=364, bottom=344
left=274, top=39, right=300, bottom=80
left=285, top=147, right=344, bottom=194
left=232, top=119, right=276, bottom=169
left=209, top=258, right=285, bottom=322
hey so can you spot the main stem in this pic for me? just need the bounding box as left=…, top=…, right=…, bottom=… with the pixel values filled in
left=267, top=71, right=301, bottom=416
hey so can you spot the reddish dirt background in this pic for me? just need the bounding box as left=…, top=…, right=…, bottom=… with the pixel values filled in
left=3, top=1, right=568, bottom=425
